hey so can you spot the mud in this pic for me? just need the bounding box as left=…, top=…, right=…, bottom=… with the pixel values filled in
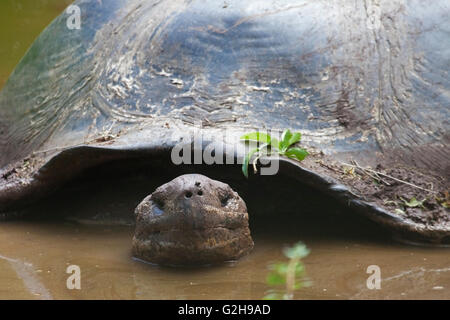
left=300, top=150, right=449, bottom=231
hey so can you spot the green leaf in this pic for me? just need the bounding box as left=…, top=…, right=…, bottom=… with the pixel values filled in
left=294, top=262, right=305, bottom=276
left=263, top=241, right=311, bottom=300
left=285, top=147, right=309, bottom=162
left=269, top=137, right=280, bottom=151
left=242, top=148, right=260, bottom=178
left=383, top=200, right=398, bottom=206
left=240, top=130, right=306, bottom=177
left=266, top=272, right=285, bottom=286
left=401, top=197, right=425, bottom=208
left=283, top=242, right=310, bottom=259
left=270, top=263, right=288, bottom=275
left=287, top=132, right=302, bottom=147
left=240, top=132, right=271, bottom=144
left=281, top=129, right=292, bottom=146
left=394, top=208, right=405, bottom=215
left=279, top=129, right=292, bottom=151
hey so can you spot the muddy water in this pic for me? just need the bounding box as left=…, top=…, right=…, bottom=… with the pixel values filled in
left=0, top=217, right=449, bottom=300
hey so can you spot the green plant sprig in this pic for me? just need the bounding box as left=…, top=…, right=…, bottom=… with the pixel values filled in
left=264, top=242, right=311, bottom=300
left=240, top=129, right=309, bottom=178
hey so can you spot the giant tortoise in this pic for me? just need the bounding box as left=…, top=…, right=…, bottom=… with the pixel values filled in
left=0, top=0, right=449, bottom=263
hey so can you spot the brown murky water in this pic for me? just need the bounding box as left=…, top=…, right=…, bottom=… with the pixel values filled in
left=0, top=216, right=449, bottom=300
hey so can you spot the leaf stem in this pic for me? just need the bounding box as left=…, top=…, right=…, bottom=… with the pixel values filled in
left=285, top=257, right=298, bottom=300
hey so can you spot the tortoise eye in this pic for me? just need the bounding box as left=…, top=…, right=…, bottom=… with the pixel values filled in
left=221, top=195, right=230, bottom=207
left=197, top=190, right=203, bottom=196
left=185, top=191, right=193, bottom=198
left=152, top=198, right=165, bottom=215
left=152, top=205, right=164, bottom=216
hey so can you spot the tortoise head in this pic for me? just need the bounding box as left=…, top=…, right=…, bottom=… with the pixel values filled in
left=132, top=174, right=254, bottom=266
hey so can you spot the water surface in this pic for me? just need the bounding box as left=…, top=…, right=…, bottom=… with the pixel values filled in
left=0, top=216, right=449, bottom=300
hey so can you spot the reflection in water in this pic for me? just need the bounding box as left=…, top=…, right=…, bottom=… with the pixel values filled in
left=0, top=252, right=52, bottom=299
left=0, top=217, right=449, bottom=300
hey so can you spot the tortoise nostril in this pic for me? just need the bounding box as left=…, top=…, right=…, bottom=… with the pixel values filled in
left=197, top=190, right=203, bottom=196
left=185, top=191, right=193, bottom=198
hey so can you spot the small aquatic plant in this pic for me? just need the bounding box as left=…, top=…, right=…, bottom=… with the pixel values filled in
left=263, top=242, right=311, bottom=300
left=240, top=129, right=309, bottom=178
